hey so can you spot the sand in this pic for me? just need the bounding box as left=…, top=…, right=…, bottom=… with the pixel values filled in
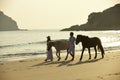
left=0, top=50, right=120, bottom=80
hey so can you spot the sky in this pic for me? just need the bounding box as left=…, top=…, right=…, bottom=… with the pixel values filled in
left=0, top=0, right=120, bottom=30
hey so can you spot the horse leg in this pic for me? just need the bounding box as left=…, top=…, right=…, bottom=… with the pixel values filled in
left=98, top=42, right=105, bottom=58
left=65, top=49, right=69, bottom=60
left=88, top=48, right=91, bottom=60
left=56, top=51, right=59, bottom=58
left=80, top=47, right=85, bottom=61
left=94, top=47, right=97, bottom=59
left=58, top=51, right=61, bottom=61
left=101, top=52, right=104, bottom=59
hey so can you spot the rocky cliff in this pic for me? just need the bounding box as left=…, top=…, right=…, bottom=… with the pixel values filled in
left=61, top=4, right=120, bottom=31
left=0, top=11, right=19, bottom=31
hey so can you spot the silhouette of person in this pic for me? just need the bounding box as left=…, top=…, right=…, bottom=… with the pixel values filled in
left=69, top=32, right=76, bottom=61
left=45, top=36, right=53, bottom=61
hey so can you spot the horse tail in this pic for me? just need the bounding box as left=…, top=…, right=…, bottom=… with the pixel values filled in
left=98, top=39, right=105, bottom=58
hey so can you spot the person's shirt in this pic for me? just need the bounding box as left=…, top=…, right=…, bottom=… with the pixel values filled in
left=47, top=39, right=51, bottom=45
left=69, top=36, right=75, bottom=46
left=46, top=39, right=51, bottom=50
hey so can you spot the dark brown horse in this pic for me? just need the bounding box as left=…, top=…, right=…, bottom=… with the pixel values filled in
left=76, top=35, right=105, bottom=61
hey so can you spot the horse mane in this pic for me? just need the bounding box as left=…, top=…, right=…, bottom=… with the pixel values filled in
left=78, top=35, right=89, bottom=39
left=82, top=35, right=89, bottom=38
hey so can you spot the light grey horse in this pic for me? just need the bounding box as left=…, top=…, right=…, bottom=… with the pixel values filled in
left=47, top=39, right=73, bottom=61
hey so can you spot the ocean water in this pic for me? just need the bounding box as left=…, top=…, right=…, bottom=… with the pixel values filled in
left=0, top=30, right=120, bottom=62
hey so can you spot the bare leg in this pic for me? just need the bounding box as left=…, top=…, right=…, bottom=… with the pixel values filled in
left=80, top=48, right=85, bottom=61
left=94, top=47, right=97, bottom=59
left=88, top=48, right=91, bottom=60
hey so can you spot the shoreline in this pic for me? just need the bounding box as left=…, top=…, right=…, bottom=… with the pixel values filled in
left=0, top=50, right=120, bottom=80
left=0, top=47, right=120, bottom=63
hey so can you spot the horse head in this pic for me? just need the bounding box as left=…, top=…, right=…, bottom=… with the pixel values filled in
left=76, top=35, right=82, bottom=45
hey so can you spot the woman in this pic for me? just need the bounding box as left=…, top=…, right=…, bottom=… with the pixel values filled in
left=45, top=36, right=53, bottom=61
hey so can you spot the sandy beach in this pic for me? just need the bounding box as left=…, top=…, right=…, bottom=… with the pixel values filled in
left=0, top=50, right=120, bottom=80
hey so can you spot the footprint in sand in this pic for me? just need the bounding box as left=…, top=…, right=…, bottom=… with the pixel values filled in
left=108, top=72, right=120, bottom=76
left=97, top=76, right=104, bottom=80
left=19, top=60, right=25, bottom=62
left=76, top=79, right=82, bottom=80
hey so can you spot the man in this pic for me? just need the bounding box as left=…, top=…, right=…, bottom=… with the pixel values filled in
left=69, top=32, right=76, bottom=61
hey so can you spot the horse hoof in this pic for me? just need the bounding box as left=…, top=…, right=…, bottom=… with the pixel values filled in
left=44, top=59, right=47, bottom=62
left=58, top=58, right=61, bottom=61
left=89, top=58, right=91, bottom=60
left=79, top=59, right=82, bottom=62
left=65, top=58, right=67, bottom=61
left=70, top=59, right=74, bottom=61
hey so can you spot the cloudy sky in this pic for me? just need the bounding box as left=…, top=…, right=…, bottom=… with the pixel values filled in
left=0, top=0, right=120, bottom=30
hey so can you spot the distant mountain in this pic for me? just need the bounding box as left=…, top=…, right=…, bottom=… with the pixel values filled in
left=0, top=11, right=19, bottom=31
left=61, top=4, right=120, bottom=31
